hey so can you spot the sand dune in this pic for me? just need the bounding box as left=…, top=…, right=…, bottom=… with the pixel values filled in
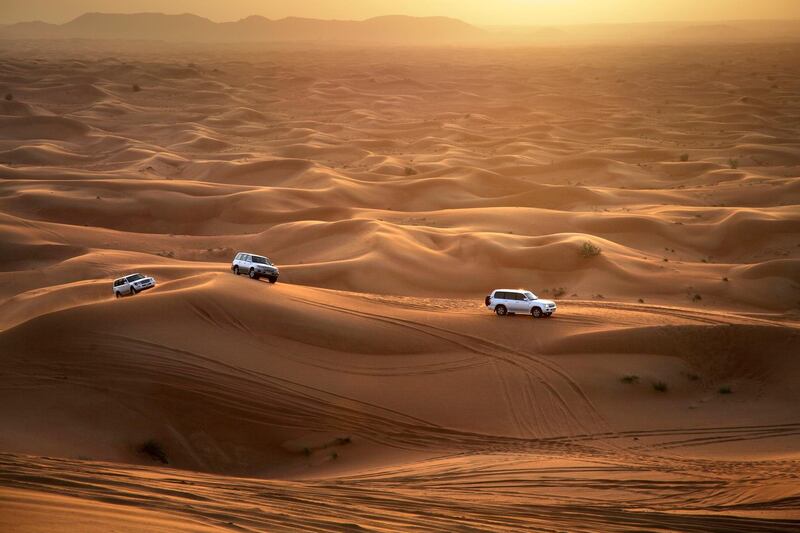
left=1, top=39, right=799, bottom=530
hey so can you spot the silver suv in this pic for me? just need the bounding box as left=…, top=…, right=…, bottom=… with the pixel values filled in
left=231, top=252, right=279, bottom=283
left=485, top=289, right=557, bottom=318
left=113, top=273, right=156, bottom=298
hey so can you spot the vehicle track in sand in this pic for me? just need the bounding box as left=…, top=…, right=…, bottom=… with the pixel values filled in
left=287, top=293, right=610, bottom=441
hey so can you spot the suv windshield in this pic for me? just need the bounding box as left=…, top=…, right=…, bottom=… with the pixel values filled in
left=524, top=291, right=537, bottom=300
left=251, top=256, right=271, bottom=265
left=126, top=274, right=144, bottom=282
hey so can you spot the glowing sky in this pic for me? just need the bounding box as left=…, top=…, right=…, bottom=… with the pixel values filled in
left=2, top=0, right=800, bottom=25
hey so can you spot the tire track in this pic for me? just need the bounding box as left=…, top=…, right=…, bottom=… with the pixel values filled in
left=288, top=294, right=610, bottom=439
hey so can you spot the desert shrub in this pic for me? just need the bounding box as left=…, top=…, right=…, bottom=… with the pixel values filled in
left=132, top=83, right=141, bottom=92
left=684, top=372, right=700, bottom=381
left=330, top=452, right=339, bottom=460
left=718, top=386, right=732, bottom=394
left=552, top=287, right=567, bottom=298
left=722, top=277, right=729, bottom=282
left=620, top=375, right=639, bottom=384
left=302, top=447, right=311, bottom=457
left=333, top=436, right=352, bottom=446
left=4, top=93, right=12, bottom=101
left=679, top=153, right=689, bottom=162
left=652, top=381, right=668, bottom=393
left=580, top=241, right=602, bottom=259
left=638, top=298, right=645, bottom=303
left=138, top=439, right=168, bottom=464
left=692, top=293, right=702, bottom=302
left=729, top=158, right=739, bottom=169
left=404, top=166, right=417, bottom=176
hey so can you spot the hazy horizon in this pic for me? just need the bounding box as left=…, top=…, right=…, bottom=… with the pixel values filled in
left=3, top=0, right=800, bottom=26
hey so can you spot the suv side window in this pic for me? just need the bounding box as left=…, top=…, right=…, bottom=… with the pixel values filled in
left=498, top=292, right=510, bottom=300
left=243, top=255, right=250, bottom=262
left=114, top=279, right=121, bottom=287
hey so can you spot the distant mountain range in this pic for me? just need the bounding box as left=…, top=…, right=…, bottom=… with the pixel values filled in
left=1, top=12, right=799, bottom=45
left=0, top=12, right=486, bottom=44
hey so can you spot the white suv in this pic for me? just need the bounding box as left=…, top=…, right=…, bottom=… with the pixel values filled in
left=231, top=252, right=279, bottom=283
left=485, top=289, right=557, bottom=318
left=113, top=273, right=156, bottom=298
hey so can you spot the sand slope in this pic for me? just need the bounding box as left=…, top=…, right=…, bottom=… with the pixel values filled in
left=1, top=40, right=799, bottom=530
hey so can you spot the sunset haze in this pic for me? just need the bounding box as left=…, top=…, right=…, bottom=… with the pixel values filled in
left=2, top=0, right=800, bottom=25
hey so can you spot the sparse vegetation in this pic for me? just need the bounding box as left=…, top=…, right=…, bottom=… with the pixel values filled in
left=718, top=386, right=733, bottom=394
left=132, top=83, right=141, bottom=92
left=722, top=276, right=729, bottom=282
left=638, top=298, right=645, bottom=303
left=552, top=287, right=567, bottom=298
left=652, top=381, right=668, bottom=393
left=692, top=293, right=702, bottom=302
left=330, top=452, right=339, bottom=460
left=4, top=93, right=12, bottom=101
left=298, top=436, right=351, bottom=458
left=679, top=153, right=689, bottom=162
left=728, top=158, right=739, bottom=169
left=620, top=375, right=639, bottom=384
left=404, top=166, right=417, bottom=176
left=684, top=372, right=700, bottom=382
left=580, top=241, right=602, bottom=259
left=138, top=439, right=168, bottom=464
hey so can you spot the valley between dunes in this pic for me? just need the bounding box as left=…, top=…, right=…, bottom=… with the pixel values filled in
left=1, top=40, right=799, bottom=531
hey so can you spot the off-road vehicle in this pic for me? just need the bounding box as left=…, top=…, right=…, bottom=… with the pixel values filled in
left=113, top=273, right=156, bottom=298
left=485, top=289, right=557, bottom=318
left=231, top=252, right=279, bottom=283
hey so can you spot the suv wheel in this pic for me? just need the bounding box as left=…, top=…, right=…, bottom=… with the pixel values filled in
left=267, top=276, right=277, bottom=284
left=233, top=266, right=239, bottom=275
left=531, top=307, right=543, bottom=318
left=249, top=268, right=259, bottom=280
left=495, top=305, right=508, bottom=316
left=115, top=291, right=121, bottom=299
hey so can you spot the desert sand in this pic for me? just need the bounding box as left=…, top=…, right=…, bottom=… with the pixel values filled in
left=1, top=37, right=799, bottom=531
